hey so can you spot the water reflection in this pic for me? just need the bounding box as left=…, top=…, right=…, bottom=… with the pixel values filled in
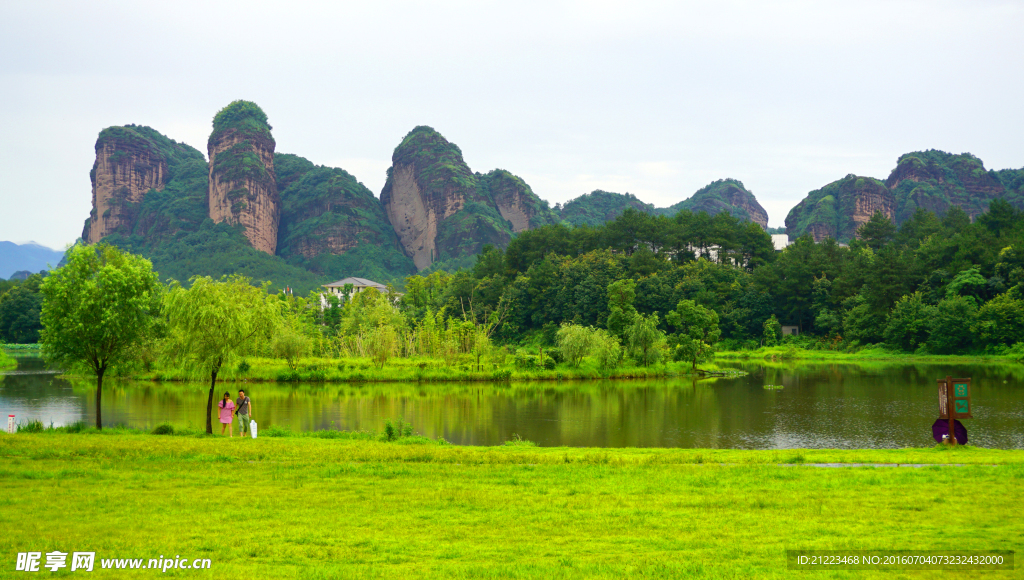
left=2, top=356, right=1022, bottom=449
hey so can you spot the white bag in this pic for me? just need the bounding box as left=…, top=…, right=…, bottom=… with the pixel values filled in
left=250, top=420, right=258, bottom=439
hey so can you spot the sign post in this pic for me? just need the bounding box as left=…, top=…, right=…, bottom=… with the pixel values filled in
left=937, top=376, right=971, bottom=445
left=7, top=414, right=13, bottom=434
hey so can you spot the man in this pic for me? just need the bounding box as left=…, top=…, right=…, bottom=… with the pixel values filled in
left=235, top=389, right=253, bottom=437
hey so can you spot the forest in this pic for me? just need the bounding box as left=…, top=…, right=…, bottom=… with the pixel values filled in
left=4, top=201, right=1024, bottom=365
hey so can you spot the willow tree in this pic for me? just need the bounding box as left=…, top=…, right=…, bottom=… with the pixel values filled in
left=39, top=244, right=161, bottom=429
left=163, top=275, right=278, bottom=434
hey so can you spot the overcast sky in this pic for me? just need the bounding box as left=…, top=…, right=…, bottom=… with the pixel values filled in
left=2, top=0, right=1022, bottom=250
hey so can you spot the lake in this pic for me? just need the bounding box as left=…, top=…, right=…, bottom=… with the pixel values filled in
left=2, top=355, right=1023, bottom=449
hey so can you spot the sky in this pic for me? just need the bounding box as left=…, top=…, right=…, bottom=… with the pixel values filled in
left=2, top=0, right=1022, bottom=250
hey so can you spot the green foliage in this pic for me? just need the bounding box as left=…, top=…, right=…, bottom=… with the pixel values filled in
left=0, top=273, right=44, bottom=343
left=666, top=300, right=721, bottom=369
left=857, top=211, right=897, bottom=251
left=927, top=296, right=978, bottom=354
left=210, top=100, right=273, bottom=142
left=555, top=323, right=598, bottom=368
left=975, top=293, right=1024, bottom=348
left=162, top=274, right=279, bottom=433
left=39, top=244, right=161, bottom=429
left=606, top=279, right=638, bottom=339
left=657, top=178, right=766, bottom=226
left=883, top=292, right=936, bottom=352
left=625, top=313, right=665, bottom=367
left=762, top=314, right=781, bottom=347
left=559, top=190, right=656, bottom=227
left=784, top=175, right=890, bottom=242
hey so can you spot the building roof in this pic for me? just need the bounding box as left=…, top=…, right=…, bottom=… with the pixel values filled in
left=322, top=277, right=387, bottom=290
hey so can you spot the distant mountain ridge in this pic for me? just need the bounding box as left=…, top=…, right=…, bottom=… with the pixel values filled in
left=0, top=241, right=65, bottom=279
left=558, top=179, right=769, bottom=229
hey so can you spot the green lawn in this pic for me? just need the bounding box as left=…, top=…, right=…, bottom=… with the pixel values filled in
left=1, top=434, right=1021, bottom=578
left=718, top=345, right=1024, bottom=364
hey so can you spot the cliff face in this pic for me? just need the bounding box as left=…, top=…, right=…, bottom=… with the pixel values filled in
left=480, top=170, right=560, bottom=233
left=83, top=127, right=169, bottom=243
left=82, top=125, right=207, bottom=244
left=380, top=126, right=515, bottom=270
left=277, top=162, right=399, bottom=258
left=785, top=174, right=894, bottom=242
left=207, top=101, right=280, bottom=255
left=886, top=150, right=1005, bottom=223
left=659, top=179, right=768, bottom=228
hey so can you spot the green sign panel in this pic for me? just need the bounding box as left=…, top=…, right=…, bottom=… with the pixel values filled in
left=955, top=400, right=969, bottom=414
left=955, top=384, right=969, bottom=397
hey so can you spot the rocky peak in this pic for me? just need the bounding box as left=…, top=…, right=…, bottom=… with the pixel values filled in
left=83, top=126, right=170, bottom=243
left=380, top=126, right=487, bottom=270
left=207, top=101, right=280, bottom=255
left=886, top=150, right=1005, bottom=223
left=479, top=169, right=559, bottom=233
left=785, top=174, right=894, bottom=242
left=661, top=179, right=769, bottom=229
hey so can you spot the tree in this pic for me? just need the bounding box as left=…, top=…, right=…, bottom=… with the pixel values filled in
left=39, top=244, right=161, bottom=429
left=762, top=314, right=781, bottom=347
left=883, top=292, right=936, bottom=351
left=927, top=296, right=978, bottom=354
left=856, top=210, right=897, bottom=251
left=0, top=273, right=44, bottom=343
left=163, top=275, right=279, bottom=434
left=625, top=313, right=665, bottom=367
left=606, top=279, right=638, bottom=339
left=974, top=293, right=1024, bottom=348
left=556, top=323, right=597, bottom=368
left=591, top=328, right=623, bottom=370
left=667, top=300, right=721, bottom=369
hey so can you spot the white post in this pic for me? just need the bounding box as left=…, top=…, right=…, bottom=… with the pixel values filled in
left=7, top=415, right=14, bottom=434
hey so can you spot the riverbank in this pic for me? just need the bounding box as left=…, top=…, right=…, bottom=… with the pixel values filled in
left=2, top=433, right=1021, bottom=579
left=0, top=349, right=14, bottom=370
left=126, top=355, right=732, bottom=383
left=717, top=345, right=1024, bottom=364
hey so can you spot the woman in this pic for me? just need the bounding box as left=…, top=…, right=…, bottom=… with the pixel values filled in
left=218, top=392, right=235, bottom=437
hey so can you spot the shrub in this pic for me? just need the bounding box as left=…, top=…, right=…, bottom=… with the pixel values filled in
left=237, top=359, right=251, bottom=374
left=17, top=420, right=45, bottom=433
left=152, top=423, right=175, bottom=435
left=491, top=368, right=512, bottom=381
left=504, top=433, right=537, bottom=447
left=382, top=419, right=414, bottom=442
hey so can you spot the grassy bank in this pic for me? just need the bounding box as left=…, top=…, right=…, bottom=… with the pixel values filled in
left=1, top=433, right=1021, bottom=579
left=718, top=345, right=1024, bottom=364
left=0, top=352, right=14, bottom=370
left=127, top=356, right=726, bottom=384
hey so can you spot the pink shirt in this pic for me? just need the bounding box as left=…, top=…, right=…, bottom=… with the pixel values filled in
left=218, top=399, right=235, bottom=423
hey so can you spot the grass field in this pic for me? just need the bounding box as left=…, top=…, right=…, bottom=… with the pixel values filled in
left=1, top=432, right=1021, bottom=578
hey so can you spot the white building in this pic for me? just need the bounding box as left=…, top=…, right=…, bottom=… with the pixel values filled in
left=771, top=234, right=790, bottom=252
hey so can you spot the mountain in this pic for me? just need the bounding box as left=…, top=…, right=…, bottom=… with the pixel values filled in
left=886, top=150, right=1007, bottom=224
left=207, top=101, right=280, bottom=254
left=785, top=175, right=894, bottom=242
left=380, top=126, right=556, bottom=270
left=786, top=150, right=1024, bottom=243
left=559, top=191, right=655, bottom=227
left=276, top=156, right=415, bottom=281
left=0, top=242, right=64, bottom=279
left=559, top=180, right=769, bottom=229
left=656, top=179, right=768, bottom=229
